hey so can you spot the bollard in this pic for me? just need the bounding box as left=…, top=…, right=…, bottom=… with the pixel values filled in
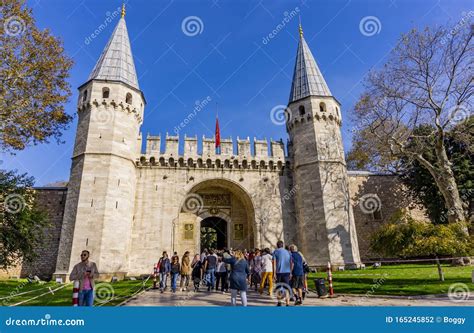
left=152, top=264, right=158, bottom=289
left=327, top=262, right=334, bottom=297
left=72, top=280, right=79, bottom=306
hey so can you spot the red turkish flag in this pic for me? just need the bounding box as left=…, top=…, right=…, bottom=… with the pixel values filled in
left=215, top=116, right=221, bottom=151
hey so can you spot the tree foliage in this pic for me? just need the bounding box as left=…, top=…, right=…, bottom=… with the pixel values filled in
left=0, top=169, right=48, bottom=269
left=0, top=0, right=73, bottom=152
left=370, top=213, right=472, bottom=258
left=349, top=23, right=473, bottom=224
left=400, top=119, right=473, bottom=224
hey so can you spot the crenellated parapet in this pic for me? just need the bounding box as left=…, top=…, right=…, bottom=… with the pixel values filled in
left=138, top=134, right=289, bottom=171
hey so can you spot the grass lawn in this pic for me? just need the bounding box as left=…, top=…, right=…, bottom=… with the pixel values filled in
left=307, top=264, right=474, bottom=296
left=0, top=264, right=472, bottom=305
left=0, top=278, right=152, bottom=306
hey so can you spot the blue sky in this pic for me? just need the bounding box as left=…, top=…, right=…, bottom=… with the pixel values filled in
left=2, top=0, right=471, bottom=185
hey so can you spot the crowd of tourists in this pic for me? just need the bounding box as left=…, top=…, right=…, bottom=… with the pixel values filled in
left=155, top=240, right=310, bottom=306
left=70, top=240, right=310, bottom=306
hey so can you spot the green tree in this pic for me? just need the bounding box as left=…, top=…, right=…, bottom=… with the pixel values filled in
left=0, top=0, right=73, bottom=152
left=400, top=119, right=473, bottom=224
left=0, top=169, right=48, bottom=269
left=200, top=227, right=217, bottom=250
left=350, top=24, right=473, bottom=224
left=370, top=213, right=472, bottom=281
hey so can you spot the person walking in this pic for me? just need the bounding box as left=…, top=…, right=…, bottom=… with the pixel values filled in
left=170, top=255, right=180, bottom=293
left=223, top=250, right=249, bottom=306
left=203, top=249, right=218, bottom=291
left=289, top=244, right=305, bottom=305
left=250, top=249, right=262, bottom=291
left=215, top=255, right=228, bottom=293
left=191, top=254, right=203, bottom=292
left=171, top=251, right=179, bottom=262
left=259, top=248, right=273, bottom=295
left=299, top=250, right=310, bottom=300
left=157, top=251, right=171, bottom=293
left=200, top=248, right=208, bottom=263
left=70, top=250, right=99, bottom=306
left=180, top=251, right=192, bottom=291
left=273, top=240, right=292, bottom=306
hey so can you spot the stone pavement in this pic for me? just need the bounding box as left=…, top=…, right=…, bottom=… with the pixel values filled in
left=123, top=288, right=474, bottom=307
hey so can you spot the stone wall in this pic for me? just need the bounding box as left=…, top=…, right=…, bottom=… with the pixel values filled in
left=1, top=172, right=428, bottom=280
left=0, top=188, right=67, bottom=280
left=347, top=171, right=427, bottom=260
left=128, top=163, right=295, bottom=276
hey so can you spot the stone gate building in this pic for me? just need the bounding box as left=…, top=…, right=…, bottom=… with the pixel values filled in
left=2, top=12, right=429, bottom=281
left=45, top=12, right=367, bottom=280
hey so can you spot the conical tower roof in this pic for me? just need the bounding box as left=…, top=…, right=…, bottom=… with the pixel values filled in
left=88, top=14, right=139, bottom=89
left=289, top=26, right=331, bottom=103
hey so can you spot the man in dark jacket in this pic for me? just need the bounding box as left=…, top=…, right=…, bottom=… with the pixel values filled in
left=157, top=251, right=171, bottom=293
left=203, top=250, right=218, bottom=291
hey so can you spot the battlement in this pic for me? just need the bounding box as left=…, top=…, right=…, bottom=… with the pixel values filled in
left=139, top=134, right=289, bottom=170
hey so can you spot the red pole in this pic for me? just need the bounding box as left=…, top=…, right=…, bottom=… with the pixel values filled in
left=72, top=280, right=79, bottom=306
left=327, top=262, right=334, bottom=297
left=152, top=264, right=158, bottom=289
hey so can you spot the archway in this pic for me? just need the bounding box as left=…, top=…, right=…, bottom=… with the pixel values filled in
left=176, top=178, right=258, bottom=255
left=200, top=216, right=227, bottom=251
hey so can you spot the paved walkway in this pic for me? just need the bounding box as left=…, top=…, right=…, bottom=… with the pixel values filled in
left=123, top=288, right=474, bottom=306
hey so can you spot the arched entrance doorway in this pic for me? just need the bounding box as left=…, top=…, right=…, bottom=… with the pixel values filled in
left=175, top=179, right=258, bottom=255
left=200, top=216, right=227, bottom=251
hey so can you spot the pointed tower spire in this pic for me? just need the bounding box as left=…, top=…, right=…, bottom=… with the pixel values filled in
left=289, top=24, right=331, bottom=103
left=88, top=7, right=139, bottom=89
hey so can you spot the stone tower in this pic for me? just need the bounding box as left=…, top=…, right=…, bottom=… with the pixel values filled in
left=286, top=26, right=361, bottom=267
left=54, top=8, right=145, bottom=279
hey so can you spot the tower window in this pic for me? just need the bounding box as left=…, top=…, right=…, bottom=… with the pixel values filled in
left=102, top=87, right=110, bottom=99
left=299, top=105, right=305, bottom=116
left=336, top=107, right=339, bottom=117
left=319, top=102, right=326, bottom=112
left=126, top=93, right=132, bottom=104
left=83, top=90, right=88, bottom=102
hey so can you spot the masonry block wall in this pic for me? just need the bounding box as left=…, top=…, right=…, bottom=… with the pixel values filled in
left=0, top=188, right=66, bottom=280
left=0, top=172, right=427, bottom=280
